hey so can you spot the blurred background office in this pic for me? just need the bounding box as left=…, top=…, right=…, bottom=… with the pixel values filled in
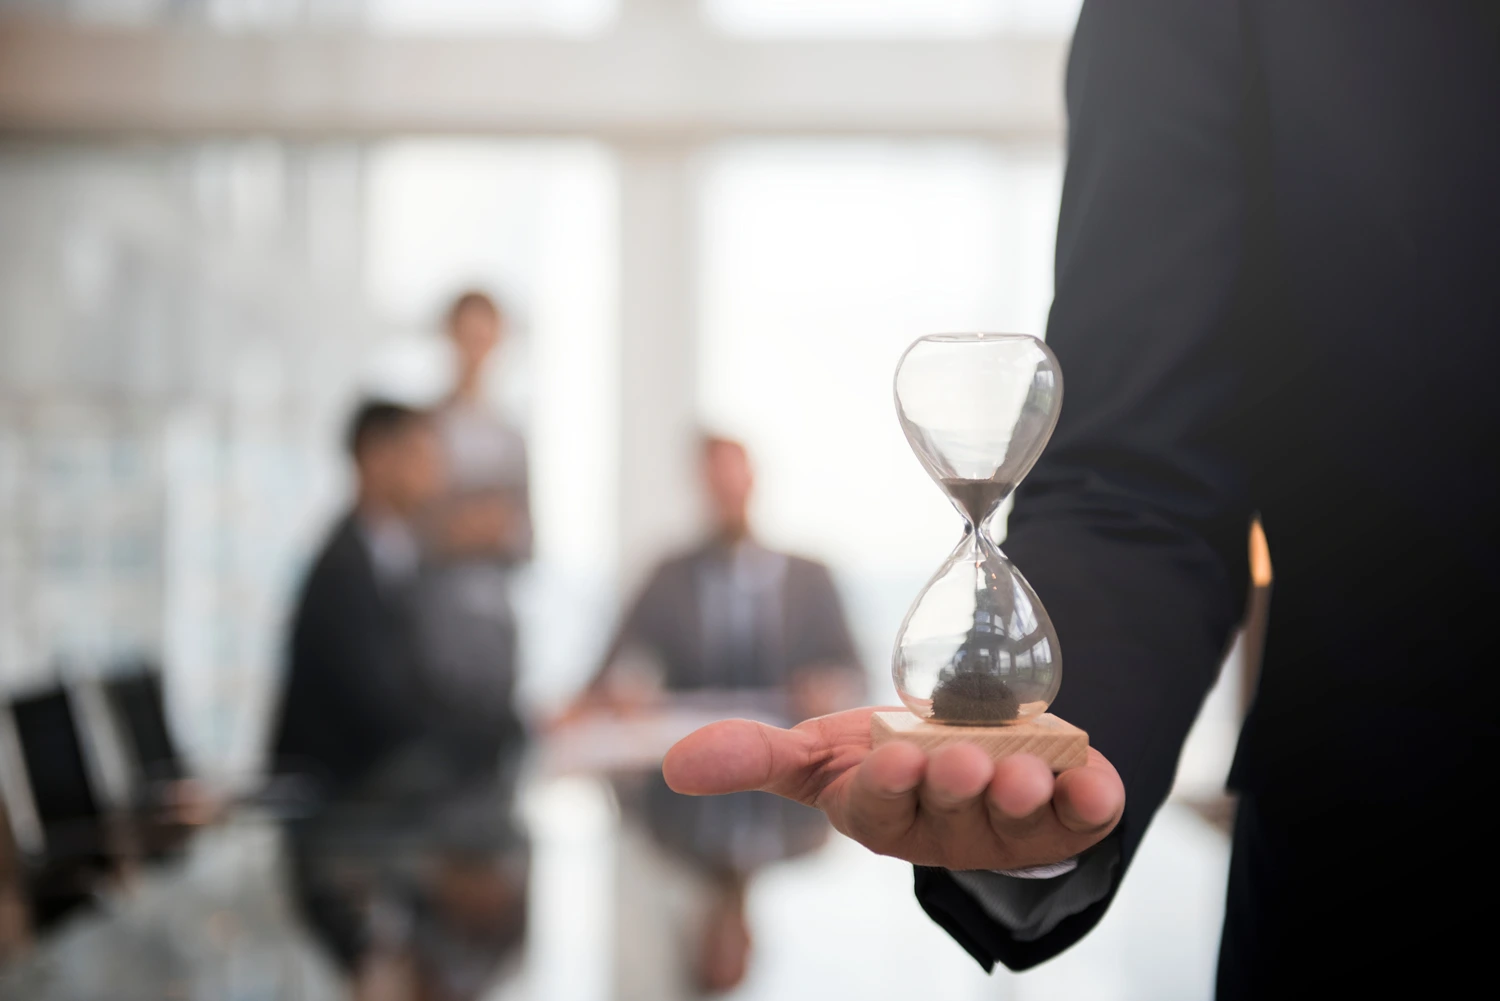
left=0, top=2, right=1260, bottom=999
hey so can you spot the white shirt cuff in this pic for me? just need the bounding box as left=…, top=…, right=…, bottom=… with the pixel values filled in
left=991, top=857, right=1080, bottom=879
left=948, top=839, right=1120, bottom=942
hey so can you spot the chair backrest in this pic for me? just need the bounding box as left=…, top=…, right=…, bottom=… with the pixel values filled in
left=102, top=668, right=182, bottom=786
left=3, top=687, right=117, bottom=931
left=8, top=688, right=100, bottom=833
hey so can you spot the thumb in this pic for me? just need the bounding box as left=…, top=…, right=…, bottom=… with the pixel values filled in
left=663, top=719, right=812, bottom=800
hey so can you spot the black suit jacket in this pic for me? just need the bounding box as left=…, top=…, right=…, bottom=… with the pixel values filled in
left=271, top=513, right=423, bottom=794
left=916, top=0, right=1499, bottom=980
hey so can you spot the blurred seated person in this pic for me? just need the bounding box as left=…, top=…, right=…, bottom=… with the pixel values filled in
left=574, top=436, right=864, bottom=995
left=271, top=401, right=527, bottom=1001
left=273, top=401, right=439, bottom=796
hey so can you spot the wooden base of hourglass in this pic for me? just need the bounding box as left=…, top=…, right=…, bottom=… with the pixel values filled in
left=870, top=711, right=1089, bottom=772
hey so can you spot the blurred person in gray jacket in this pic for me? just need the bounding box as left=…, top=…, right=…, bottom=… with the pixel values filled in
left=577, top=436, right=864, bottom=994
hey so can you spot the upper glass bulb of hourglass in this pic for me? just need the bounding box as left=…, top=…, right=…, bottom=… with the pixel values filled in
left=892, top=334, right=1064, bottom=724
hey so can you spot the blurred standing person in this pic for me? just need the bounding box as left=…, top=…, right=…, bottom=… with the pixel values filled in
left=395, top=290, right=535, bottom=998
left=578, top=436, right=864, bottom=996
left=412, top=290, right=532, bottom=769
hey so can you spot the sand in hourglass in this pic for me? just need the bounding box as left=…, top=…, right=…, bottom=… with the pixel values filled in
left=931, top=667, right=1020, bottom=724
left=940, top=477, right=1015, bottom=526
left=934, top=476, right=1021, bottom=724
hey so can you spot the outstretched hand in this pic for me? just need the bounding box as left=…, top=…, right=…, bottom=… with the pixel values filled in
left=663, top=707, right=1123, bottom=872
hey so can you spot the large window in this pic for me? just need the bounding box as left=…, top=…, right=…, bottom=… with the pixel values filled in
left=0, top=138, right=617, bottom=770
left=697, top=139, right=1062, bottom=688
left=363, top=139, right=618, bottom=714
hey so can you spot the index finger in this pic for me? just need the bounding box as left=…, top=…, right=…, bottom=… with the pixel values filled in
left=836, top=741, right=927, bottom=848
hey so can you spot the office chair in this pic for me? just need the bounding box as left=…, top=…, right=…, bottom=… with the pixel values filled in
left=5, top=686, right=114, bottom=931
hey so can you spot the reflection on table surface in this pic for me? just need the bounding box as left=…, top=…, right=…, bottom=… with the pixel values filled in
left=0, top=716, right=1236, bottom=1001
left=540, top=692, right=790, bottom=778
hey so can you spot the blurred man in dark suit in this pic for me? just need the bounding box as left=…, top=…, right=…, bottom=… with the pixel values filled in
left=274, top=401, right=442, bottom=795
left=580, top=436, right=864, bottom=994
left=273, top=401, right=526, bottom=1001
left=664, top=2, right=1499, bottom=996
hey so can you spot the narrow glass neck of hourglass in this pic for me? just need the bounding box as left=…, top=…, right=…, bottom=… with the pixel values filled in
left=962, top=521, right=1003, bottom=558
left=958, top=503, right=1008, bottom=552
left=942, top=477, right=1011, bottom=532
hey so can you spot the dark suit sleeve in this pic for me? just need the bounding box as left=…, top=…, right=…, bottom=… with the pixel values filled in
left=914, top=0, right=1264, bottom=970
left=277, top=531, right=418, bottom=788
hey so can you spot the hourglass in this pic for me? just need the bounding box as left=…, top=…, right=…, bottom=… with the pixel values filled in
left=870, top=334, right=1088, bottom=771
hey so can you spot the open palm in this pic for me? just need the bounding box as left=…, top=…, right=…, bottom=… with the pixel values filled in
left=663, top=706, right=1123, bottom=872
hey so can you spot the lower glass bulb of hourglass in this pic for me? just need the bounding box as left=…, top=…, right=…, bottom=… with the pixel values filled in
left=893, top=529, right=1061, bottom=725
